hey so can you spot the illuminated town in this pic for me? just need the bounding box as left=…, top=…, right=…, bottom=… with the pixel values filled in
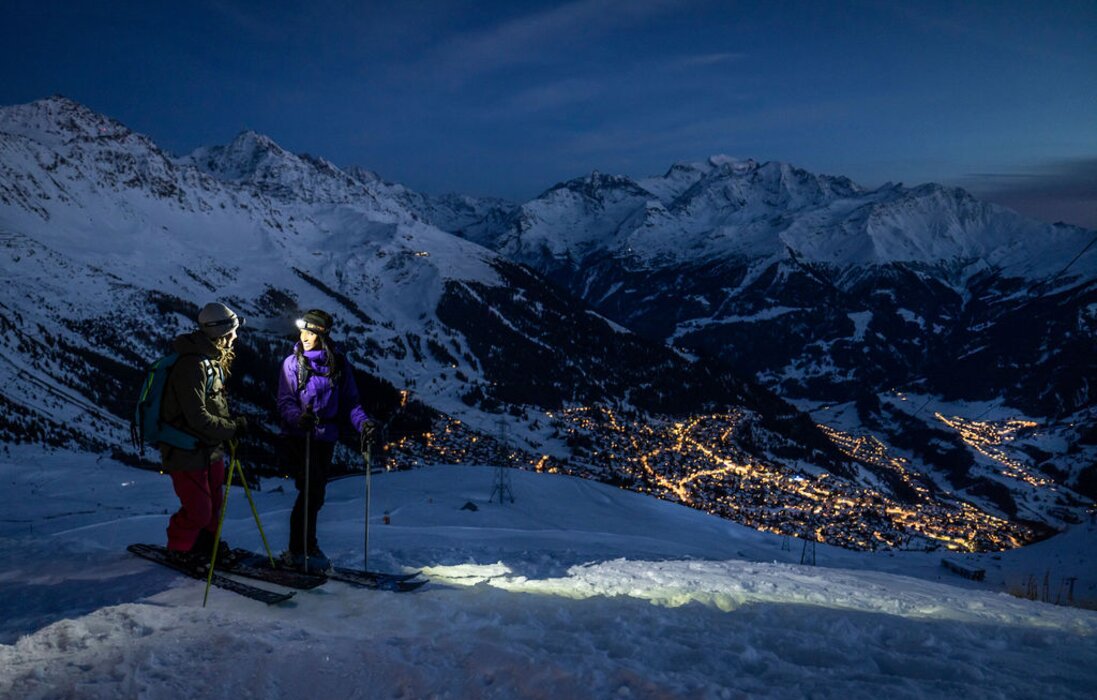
left=384, top=405, right=1035, bottom=553
left=933, top=413, right=1050, bottom=488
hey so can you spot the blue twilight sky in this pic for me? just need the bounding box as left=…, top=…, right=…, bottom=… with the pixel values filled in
left=2, top=0, right=1095, bottom=226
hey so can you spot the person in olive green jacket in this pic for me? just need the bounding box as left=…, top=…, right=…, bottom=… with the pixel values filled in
left=161, top=302, right=248, bottom=566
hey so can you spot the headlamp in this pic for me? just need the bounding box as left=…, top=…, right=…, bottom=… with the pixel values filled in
left=296, top=318, right=326, bottom=333
left=203, top=315, right=241, bottom=332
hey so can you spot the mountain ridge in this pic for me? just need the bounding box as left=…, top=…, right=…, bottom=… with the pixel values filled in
left=475, top=154, right=1096, bottom=283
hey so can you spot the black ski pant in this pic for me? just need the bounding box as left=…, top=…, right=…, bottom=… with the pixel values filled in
left=287, top=436, right=336, bottom=555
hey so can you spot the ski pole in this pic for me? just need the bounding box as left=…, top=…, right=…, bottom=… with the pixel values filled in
left=364, top=440, right=372, bottom=572
left=204, top=451, right=237, bottom=607
left=303, top=427, right=311, bottom=574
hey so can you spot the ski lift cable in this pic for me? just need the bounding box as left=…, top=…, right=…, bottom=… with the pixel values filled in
left=1029, top=231, right=1097, bottom=295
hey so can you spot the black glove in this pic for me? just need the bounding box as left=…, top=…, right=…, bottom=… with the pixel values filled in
left=297, top=410, right=317, bottom=431
left=233, top=416, right=249, bottom=437
left=360, top=418, right=380, bottom=441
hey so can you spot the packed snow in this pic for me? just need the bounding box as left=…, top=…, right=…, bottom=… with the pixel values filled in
left=2, top=447, right=1095, bottom=699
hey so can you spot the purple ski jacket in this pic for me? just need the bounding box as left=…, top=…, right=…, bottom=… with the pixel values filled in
left=277, top=344, right=369, bottom=442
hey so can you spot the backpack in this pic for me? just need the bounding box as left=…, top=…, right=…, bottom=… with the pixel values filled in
left=131, top=352, right=219, bottom=455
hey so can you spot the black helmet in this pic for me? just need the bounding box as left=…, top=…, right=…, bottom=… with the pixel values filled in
left=296, top=309, right=334, bottom=335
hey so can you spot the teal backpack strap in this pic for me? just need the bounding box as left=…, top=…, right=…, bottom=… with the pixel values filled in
left=201, top=357, right=221, bottom=396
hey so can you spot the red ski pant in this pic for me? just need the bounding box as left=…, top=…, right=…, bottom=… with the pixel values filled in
left=166, top=458, right=226, bottom=552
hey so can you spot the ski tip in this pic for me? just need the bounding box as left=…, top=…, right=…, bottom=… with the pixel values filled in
left=393, top=580, right=429, bottom=593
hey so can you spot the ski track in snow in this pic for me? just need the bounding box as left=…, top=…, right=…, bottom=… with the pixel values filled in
left=1, top=450, right=1095, bottom=699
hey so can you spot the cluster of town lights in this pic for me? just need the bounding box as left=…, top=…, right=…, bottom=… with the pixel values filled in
left=383, top=406, right=1034, bottom=552
left=933, top=413, right=1050, bottom=488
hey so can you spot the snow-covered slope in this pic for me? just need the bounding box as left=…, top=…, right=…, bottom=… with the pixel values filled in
left=1, top=448, right=1095, bottom=699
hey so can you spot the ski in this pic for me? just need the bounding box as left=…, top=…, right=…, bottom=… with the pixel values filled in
left=327, top=566, right=428, bottom=592
left=337, top=567, right=421, bottom=584
left=127, top=543, right=294, bottom=605
left=220, top=549, right=328, bottom=590
left=219, top=549, right=426, bottom=592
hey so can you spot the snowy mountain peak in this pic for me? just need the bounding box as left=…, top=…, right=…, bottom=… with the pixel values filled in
left=179, top=130, right=373, bottom=204
left=0, top=97, right=201, bottom=223
left=0, top=96, right=136, bottom=147
left=547, top=170, right=651, bottom=201
left=715, top=158, right=861, bottom=200
left=498, top=170, right=660, bottom=264
left=707, top=154, right=758, bottom=172
left=658, top=155, right=756, bottom=181
left=346, top=165, right=382, bottom=185
left=183, top=129, right=294, bottom=181
left=640, top=156, right=865, bottom=219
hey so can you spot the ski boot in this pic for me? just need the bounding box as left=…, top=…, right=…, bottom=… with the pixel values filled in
left=168, top=547, right=210, bottom=573
left=280, top=549, right=309, bottom=571
left=307, top=545, right=333, bottom=573
left=195, top=530, right=240, bottom=568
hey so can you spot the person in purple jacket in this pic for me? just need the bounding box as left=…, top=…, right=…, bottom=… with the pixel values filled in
left=277, top=308, right=375, bottom=571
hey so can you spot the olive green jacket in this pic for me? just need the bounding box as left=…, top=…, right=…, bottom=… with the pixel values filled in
left=158, top=331, right=238, bottom=471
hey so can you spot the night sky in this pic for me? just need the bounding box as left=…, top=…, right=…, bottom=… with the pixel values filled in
left=2, top=0, right=1094, bottom=227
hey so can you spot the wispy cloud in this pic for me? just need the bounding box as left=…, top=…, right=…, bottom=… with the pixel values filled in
left=202, top=0, right=291, bottom=42
left=961, top=158, right=1097, bottom=229
left=667, top=52, right=745, bottom=70
left=500, top=78, right=604, bottom=115
left=480, top=50, right=747, bottom=119
left=875, top=0, right=1080, bottom=63
left=558, top=98, right=856, bottom=160
left=422, top=0, right=679, bottom=85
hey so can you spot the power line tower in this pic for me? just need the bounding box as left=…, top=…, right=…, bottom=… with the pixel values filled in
left=800, top=517, right=817, bottom=566
left=800, top=537, right=816, bottom=566
left=489, top=414, right=515, bottom=504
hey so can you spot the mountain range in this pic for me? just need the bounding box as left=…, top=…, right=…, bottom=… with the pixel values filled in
left=413, top=154, right=1097, bottom=525
left=1, top=96, right=1093, bottom=549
